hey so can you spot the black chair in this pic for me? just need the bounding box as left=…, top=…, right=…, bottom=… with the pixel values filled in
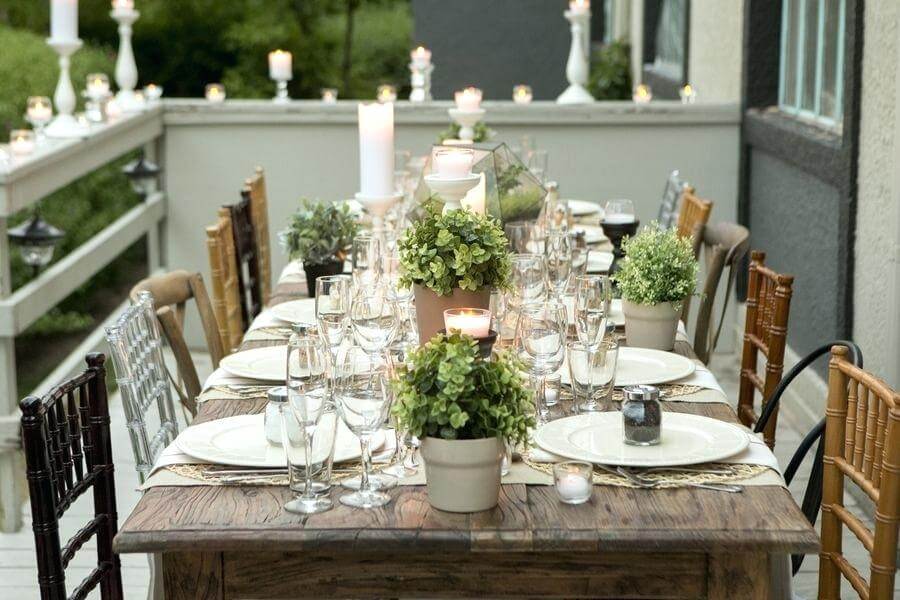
left=225, top=189, right=263, bottom=326
left=20, top=353, right=124, bottom=600
left=753, top=340, right=864, bottom=575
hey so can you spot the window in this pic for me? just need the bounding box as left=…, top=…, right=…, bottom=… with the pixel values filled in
left=779, top=0, right=845, bottom=128
left=652, top=0, right=687, bottom=80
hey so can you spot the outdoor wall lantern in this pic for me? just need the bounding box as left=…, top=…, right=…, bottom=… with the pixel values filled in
left=122, top=153, right=161, bottom=197
left=8, top=210, right=65, bottom=276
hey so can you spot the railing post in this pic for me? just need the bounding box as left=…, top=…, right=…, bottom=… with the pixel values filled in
left=0, top=214, right=22, bottom=532
left=144, top=139, right=166, bottom=272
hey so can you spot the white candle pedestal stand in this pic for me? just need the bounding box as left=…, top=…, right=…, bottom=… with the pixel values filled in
left=111, top=7, right=144, bottom=112
left=355, top=192, right=402, bottom=228
left=556, top=10, right=594, bottom=105
left=424, top=173, right=481, bottom=214
left=45, top=38, right=89, bottom=139
left=447, top=108, right=485, bottom=143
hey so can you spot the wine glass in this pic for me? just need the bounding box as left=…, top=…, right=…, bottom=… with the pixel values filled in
left=333, top=346, right=395, bottom=508
left=351, top=286, right=401, bottom=354
left=509, top=254, right=547, bottom=309
left=504, top=221, right=532, bottom=254
left=515, top=300, right=567, bottom=423
left=529, top=149, right=549, bottom=184
left=603, top=198, right=636, bottom=224
left=284, top=329, right=331, bottom=514
left=351, top=233, right=381, bottom=289
left=544, top=230, right=572, bottom=298
left=573, top=274, right=611, bottom=349
left=315, top=275, right=352, bottom=360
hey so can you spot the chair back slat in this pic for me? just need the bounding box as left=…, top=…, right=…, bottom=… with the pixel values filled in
left=656, top=170, right=692, bottom=230
left=819, top=346, right=899, bottom=599
left=675, top=189, right=713, bottom=257
left=738, top=250, right=794, bottom=449
left=247, top=166, right=272, bottom=303
left=206, top=212, right=245, bottom=353
left=19, top=353, right=124, bottom=600
left=226, top=194, right=264, bottom=325
left=105, top=294, right=179, bottom=482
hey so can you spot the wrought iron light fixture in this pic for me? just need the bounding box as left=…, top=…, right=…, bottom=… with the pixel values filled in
left=122, top=153, right=161, bottom=197
left=8, top=210, right=65, bottom=276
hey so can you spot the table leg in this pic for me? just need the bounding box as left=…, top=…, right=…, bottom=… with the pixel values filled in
left=708, top=552, right=771, bottom=599
left=163, top=552, right=224, bottom=600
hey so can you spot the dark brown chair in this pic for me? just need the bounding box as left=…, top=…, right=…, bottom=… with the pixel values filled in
left=683, top=222, right=751, bottom=364
left=738, top=250, right=794, bottom=449
left=20, top=353, right=124, bottom=600
left=246, top=167, right=272, bottom=304
left=224, top=191, right=263, bottom=327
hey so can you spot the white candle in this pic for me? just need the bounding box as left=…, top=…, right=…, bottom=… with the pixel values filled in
left=444, top=308, right=491, bottom=338
left=410, top=46, right=432, bottom=68
left=268, top=50, right=292, bottom=80
left=321, top=88, right=338, bottom=104
left=86, top=73, right=110, bottom=100
left=377, top=84, right=397, bottom=103
left=143, top=83, right=163, bottom=101
left=461, top=173, right=486, bottom=215
left=357, top=102, right=395, bottom=198
left=603, top=213, right=635, bottom=224
left=556, top=473, right=591, bottom=500
left=513, top=84, right=533, bottom=105
left=27, top=97, right=53, bottom=124
left=679, top=83, right=696, bottom=104
left=51, top=0, right=78, bottom=41
left=433, top=148, right=473, bottom=179
left=454, top=87, right=482, bottom=112
left=632, top=83, right=652, bottom=104
left=111, top=0, right=134, bottom=10
left=569, top=0, right=590, bottom=15
left=10, top=130, right=36, bottom=156
left=205, top=83, right=226, bottom=103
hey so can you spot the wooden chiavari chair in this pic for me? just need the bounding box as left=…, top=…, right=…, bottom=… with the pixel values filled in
left=675, top=189, right=713, bottom=258
left=246, top=166, right=272, bottom=304
left=819, top=345, right=898, bottom=599
left=206, top=211, right=244, bottom=354
left=20, top=353, right=124, bottom=600
left=656, top=169, right=693, bottom=230
left=738, top=250, right=794, bottom=449
left=224, top=194, right=264, bottom=326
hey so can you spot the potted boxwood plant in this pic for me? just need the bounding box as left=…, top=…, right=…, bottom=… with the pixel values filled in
left=392, top=333, right=534, bottom=512
left=279, top=198, right=359, bottom=297
left=398, top=205, right=511, bottom=342
left=613, top=225, right=698, bottom=350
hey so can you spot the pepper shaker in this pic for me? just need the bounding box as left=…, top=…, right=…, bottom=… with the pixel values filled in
left=622, top=385, right=662, bottom=446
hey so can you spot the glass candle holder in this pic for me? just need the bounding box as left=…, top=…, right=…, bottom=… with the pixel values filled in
left=454, top=87, right=483, bottom=111
left=553, top=461, right=592, bottom=504
left=144, top=84, right=164, bottom=103
left=86, top=73, right=110, bottom=101
left=443, top=308, right=491, bottom=338
left=602, top=198, right=636, bottom=224
left=543, top=372, right=561, bottom=407
left=9, top=130, right=36, bottom=156
left=513, top=84, right=533, bottom=105
left=26, top=96, right=53, bottom=139
left=410, top=46, right=432, bottom=69
left=205, top=83, right=226, bottom=103
left=377, top=84, right=397, bottom=103
left=679, top=83, right=697, bottom=104
left=321, top=88, right=338, bottom=104
left=632, top=83, right=653, bottom=104
left=432, top=147, right=474, bottom=178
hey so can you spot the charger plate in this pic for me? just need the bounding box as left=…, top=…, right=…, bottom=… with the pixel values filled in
left=175, top=413, right=385, bottom=467
left=534, top=412, right=748, bottom=467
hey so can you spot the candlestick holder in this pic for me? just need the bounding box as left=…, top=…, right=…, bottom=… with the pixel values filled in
left=600, top=219, right=639, bottom=276
left=354, top=192, right=402, bottom=228
left=272, top=79, right=290, bottom=104
left=409, top=62, right=434, bottom=103
left=424, top=173, right=481, bottom=214
left=447, top=108, right=485, bottom=143
left=557, top=9, right=594, bottom=105
left=45, top=38, right=89, bottom=139
left=111, top=7, right=143, bottom=112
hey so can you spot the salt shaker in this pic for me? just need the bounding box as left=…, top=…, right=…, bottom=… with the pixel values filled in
left=265, top=386, right=299, bottom=445
left=622, top=385, right=662, bottom=446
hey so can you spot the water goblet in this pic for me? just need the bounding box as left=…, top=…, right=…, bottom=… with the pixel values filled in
left=515, top=300, right=567, bottom=423
left=544, top=230, right=572, bottom=298
left=509, top=254, right=547, bottom=309
left=315, top=275, right=352, bottom=360
left=505, top=221, right=532, bottom=253
left=351, top=286, right=401, bottom=355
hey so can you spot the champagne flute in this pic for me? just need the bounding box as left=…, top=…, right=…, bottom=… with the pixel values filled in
left=515, top=300, right=567, bottom=423
left=315, top=275, right=352, bottom=360
left=333, top=346, right=395, bottom=508
left=351, top=233, right=381, bottom=290
left=544, top=230, right=572, bottom=298
left=573, top=274, right=612, bottom=412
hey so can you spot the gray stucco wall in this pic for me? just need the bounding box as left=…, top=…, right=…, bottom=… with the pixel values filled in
left=748, top=149, right=844, bottom=365
left=411, top=0, right=570, bottom=101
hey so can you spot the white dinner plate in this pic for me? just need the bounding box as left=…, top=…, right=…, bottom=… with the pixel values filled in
left=269, top=298, right=317, bottom=325
left=586, top=251, right=614, bottom=273
left=563, top=298, right=624, bottom=327
left=220, top=345, right=289, bottom=382
left=175, top=413, right=385, bottom=467
left=560, top=347, right=696, bottom=388
left=572, top=225, right=608, bottom=244
left=564, top=199, right=600, bottom=216
left=534, top=412, right=749, bottom=467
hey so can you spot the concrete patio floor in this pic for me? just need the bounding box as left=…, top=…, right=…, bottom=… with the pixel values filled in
left=0, top=351, right=887, bottom=599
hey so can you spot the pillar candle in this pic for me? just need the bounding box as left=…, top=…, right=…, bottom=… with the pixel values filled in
left=569, top=0, right=590, bottom=15
left=51, top=0, right=79, bottom=41
left=454, top=87, right=482, bottom=112
left=268, top=50, right=292, bottom=80
left=358, top=102, right=395, bottom=198
left=444, top=309, right=491, bottom=338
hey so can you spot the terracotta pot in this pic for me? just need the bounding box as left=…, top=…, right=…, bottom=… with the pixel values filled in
left=413, top=284, right=491, bottom=344
left=622, top=300, right=681, bottom=350
left=302, top=260, right=344, bottom=298
left=420, top=437, right=503, bottom=513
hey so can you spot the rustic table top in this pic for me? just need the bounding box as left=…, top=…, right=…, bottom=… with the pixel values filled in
left=114, top=279, right=819, bottom=556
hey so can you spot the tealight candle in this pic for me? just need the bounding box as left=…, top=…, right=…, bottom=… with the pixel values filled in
left=86, top=73, right=110, bottom=100
left=321, top=87, right=338, bottom=104
left=432, top=148, right=474, bottom=179
left=205, top=83, right=226, bottom=103
left=444, top=308, right=491, bottom=338
left=632, top=83, right=652, bottom=104
left=679, top=83, right=696, bottom=104
left=26, top=97, right=53, bottom=125
left=10, top=130, right=36, bottom=156
left=268, top=50, right=292, bottom=80
left=377, top=84, right=397, bottom=103
left=513, top=84, right=533, bottom=105
left=410, top=46, right=432, bottom=68
left=454, top=87, right=482, bottom=112
left=569, top=0, right=590, bottom=15
left=111, top=0, right=134, bottom=11
left=143, top=83, right=163, bottom=102
left=553, top=462, right=592, bottom=504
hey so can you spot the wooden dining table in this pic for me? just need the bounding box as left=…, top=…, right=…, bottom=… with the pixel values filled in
left=114, top=277, right=819, bottom=600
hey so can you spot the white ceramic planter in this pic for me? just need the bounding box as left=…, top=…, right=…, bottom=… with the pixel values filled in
left=420, top=436, right=503, bottom=513
left=622, top=300, right=681, bottom=351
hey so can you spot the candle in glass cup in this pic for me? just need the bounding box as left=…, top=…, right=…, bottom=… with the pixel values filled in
left=513, top=84, right=533, bottom=105
left=111, top=0, right=134, bottom=11
left=632, top=83, right=652, bottom=104
left=205, top=83, right=226, bottom=103
left=679, top=83, right=696, bottom=104
left=27, top=97, right=53, bottom=125
left=358, top=101, right=395, bottom=198
left=10, top=130, right=36, bottom=156
left=444, top=308, right=491, bottom=338
left=432, top=148, right=474, bottom=179
left=553, top=462, right=592, bottom=504
left=143, top=83, right=163, bottom=102
left=268, top=50, right=292, bottom=80
left=410, top=46, right=432, bottom=68
left=603, top=199, right=636, bottom=224
left=321, top=88, right=338, bottom=104
left=454, top=87, right=482, bottom=111
left=377, top=84, right=397, bottom=103
left=569, top=0, right=590, bottom=14
left=86, top=73, right=110, bottom=100
left=51, top=0, right=78, bottom=42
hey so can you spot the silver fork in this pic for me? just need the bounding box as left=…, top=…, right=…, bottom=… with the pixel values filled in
left=615, top=466, right=743, bottom=493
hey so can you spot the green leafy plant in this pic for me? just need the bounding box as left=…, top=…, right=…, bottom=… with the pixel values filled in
left=495, top=163, right=527, bottom=197
left=392, top=333, right=535, bottom=443
left=279, top=198, right=359, bottom=265
left=437, top=121, right=492, bottom=143
left=398, top=205, right=511, bottom=296
left=589, top=39, right=633, bottom=101
left=613, top=225, right=698, bottom=307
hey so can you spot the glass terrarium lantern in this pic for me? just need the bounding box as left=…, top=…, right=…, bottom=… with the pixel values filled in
left=414, top=142, right=546, bottom=225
